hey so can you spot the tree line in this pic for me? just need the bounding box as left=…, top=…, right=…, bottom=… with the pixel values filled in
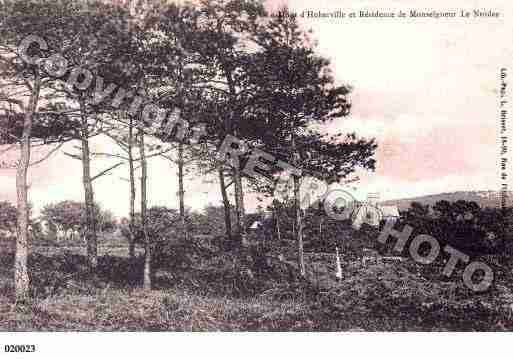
left=0, top=0, right=376, bottom=302
left=396, top=200, right=513, bottom=256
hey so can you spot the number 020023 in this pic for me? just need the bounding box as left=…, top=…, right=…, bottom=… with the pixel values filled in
left=4, top=345, right=36, bottom=353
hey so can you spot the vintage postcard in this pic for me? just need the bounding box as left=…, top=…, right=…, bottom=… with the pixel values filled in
left=0, top=0, right=512, bottom=357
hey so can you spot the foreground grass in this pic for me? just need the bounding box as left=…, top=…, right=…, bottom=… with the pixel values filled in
left=0, top=289, right=318, bottom=331
left=2, top=283, right=513, bottom=331
left=2, top=247, right=513, bottom=331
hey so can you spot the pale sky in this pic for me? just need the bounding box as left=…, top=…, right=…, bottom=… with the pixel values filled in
left=0, top=0, right=512, bottom=217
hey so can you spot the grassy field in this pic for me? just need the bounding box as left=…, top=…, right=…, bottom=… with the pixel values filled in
left=2, top=240, right=513, bottom=331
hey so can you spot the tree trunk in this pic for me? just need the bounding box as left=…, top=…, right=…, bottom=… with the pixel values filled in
left=128, top=117, right=136, bottom=259
left=139, top=132, right=151, bottom=289
left=224, top=68, right=246, bottom=247
left=15, top=71, right=40, bottom=302
left=233, top=167, right=248, bottom=247
left=218, top=168, right=232, bottom=241
left=177, top=141, right=187, bottom=242
left=292, top=135, right=305, bottom=277
left=79, top=98, right=97, bottom=272
left=15, top=138, right=31, bottom=302
left=275, top=209, right=281, bottom=243
left=293, top=175, right=305, bottom=277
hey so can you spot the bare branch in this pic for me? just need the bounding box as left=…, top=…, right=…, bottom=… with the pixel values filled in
left=90, top=152, right=129, bottom=161
left=29, top=142, right=65, bottom=167
left=63, top=151, right=82, bottom=160
left=0, top=143, right=17, bottom=156
left=91, top=161, right=125, bottom=182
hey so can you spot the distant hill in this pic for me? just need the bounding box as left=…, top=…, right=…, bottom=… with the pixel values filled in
left=380, top=191, right=513, bottom=212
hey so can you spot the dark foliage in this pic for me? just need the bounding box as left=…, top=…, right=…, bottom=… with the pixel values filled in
left=392, top=200, right=513, bottom=256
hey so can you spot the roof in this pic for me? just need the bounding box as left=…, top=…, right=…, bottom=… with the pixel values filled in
left=379, top=205, right=400, bottom=217
left=249, top=221, right=262, bottom=230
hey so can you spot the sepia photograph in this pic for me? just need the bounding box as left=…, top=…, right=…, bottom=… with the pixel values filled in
left=0, top=0, right=512, bottom=356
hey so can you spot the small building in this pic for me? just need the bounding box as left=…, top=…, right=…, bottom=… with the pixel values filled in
left=352, top=203, right=381, bottom=229
left=249, top=220, right=263, bottom=231
left=379, top=205, right=400, bottom=224
left=351, top=203, right=400, bottom=229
